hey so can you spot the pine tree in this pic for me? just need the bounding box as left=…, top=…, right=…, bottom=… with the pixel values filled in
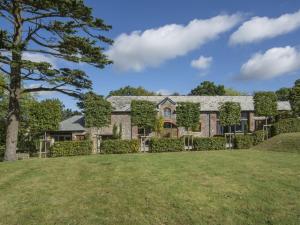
left=0, top=0, right=112, bottom=160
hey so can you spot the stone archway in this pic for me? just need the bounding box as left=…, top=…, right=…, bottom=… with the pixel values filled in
left=162, top=122, right=178, bottom=138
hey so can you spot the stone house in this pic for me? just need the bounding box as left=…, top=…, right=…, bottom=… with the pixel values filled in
left=49, top=96, right=291, bottom=143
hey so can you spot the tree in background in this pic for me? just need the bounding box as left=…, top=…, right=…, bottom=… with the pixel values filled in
left=62, top=108, right=82, bottom=120
left=131, top=100, right=156, bottom=136
left=224, top=88, right=247, bottom=96
left=108, top=86, right=156, bottom=96
left=189, top=81, right=225, bottom=96
left=0, top=0, right=112, bottom=160
left=79, top=92, right=112, bottom=129
left=176, top=102, right=200, bottom=148
left=276, top=87, right=291, bottom=101
left=289, top=79, right=300, bottom=117
left=219, top=102, right=241, bottom=148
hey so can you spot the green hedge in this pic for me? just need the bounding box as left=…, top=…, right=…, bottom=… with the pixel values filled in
left=234, top=135, right=253, bottom=149
left=193, top=137, right=225, bottom=151
left=271, top=118, right=300, bottom=136
left=50, top=141, right=92, bottom=157
left=101, top=139, right=140, bottom=154
left=252, top=130, right=264, bottom=145
left=149, top=138, right=184, bottom=153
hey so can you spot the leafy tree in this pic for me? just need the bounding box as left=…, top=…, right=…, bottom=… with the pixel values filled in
left=176, top=102, right=200, bottom=131
left=189, top=81, right=225, bottom=96
left=62, top=108, right=82, bottom=120
left=108, top=86, right=156, bottom=96
left=131, top=100, right=156, bottom=135
left=0, top=0, right=112, bottom=160
left=224, top=88, right=247, bottom=96
left=254, top=92, right=278, bottom=124
left=253, top=91, right=278, bottom=140
left=176, top=102, right=200, bottom=149
left=276, top=87, right=291, bottom=101
left=289, top=79, right=300, bottom=117
left=154, top=116, right=164, bottom=137
left=218, top=102, right=241, bottom=131
left=27, top=99, right=63, bottom=135
left=79, top=92, right=112, bottom=129
left=219, top=102, right=241, bottom=148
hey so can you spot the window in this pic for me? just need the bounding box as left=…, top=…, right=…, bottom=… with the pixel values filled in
left=52, top=134, right=72, bottom=142
left=216, top=112, right=249, bottom=134
left=163, top=107, right=172, bottom=118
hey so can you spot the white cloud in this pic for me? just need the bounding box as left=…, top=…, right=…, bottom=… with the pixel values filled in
left=107, top=14, right=242, bottom=72
left=230, top=10, right=300, bottom=44
left=22, top=52, right=58, bottom=68
left=156, top=89, right=173, bottom=95
left=190, top=56, right=213, bottom=70
left=238, top=46, right=300, bottom=80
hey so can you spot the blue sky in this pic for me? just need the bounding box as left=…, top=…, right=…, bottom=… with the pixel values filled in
left=41, top=0, right=300, bottom=109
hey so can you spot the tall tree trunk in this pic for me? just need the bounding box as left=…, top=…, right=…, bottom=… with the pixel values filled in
left=4, top=1, right=22, bottom=161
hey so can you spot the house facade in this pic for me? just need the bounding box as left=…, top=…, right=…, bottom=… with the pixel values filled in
left=51, top=96, right=291, bottom=142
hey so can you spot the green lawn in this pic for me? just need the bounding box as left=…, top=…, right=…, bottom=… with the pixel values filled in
left=0, top=143, right=300, bottom=224
left=252, top=132, right=300, bottom=153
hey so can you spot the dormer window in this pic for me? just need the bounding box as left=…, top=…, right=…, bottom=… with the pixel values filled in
left=164, top=107, right=172, bottom=118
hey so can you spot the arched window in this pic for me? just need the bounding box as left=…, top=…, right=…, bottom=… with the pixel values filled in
left=163, top=108, right=172, bottom=118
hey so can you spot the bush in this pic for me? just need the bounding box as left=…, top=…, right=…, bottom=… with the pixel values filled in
left=149, top=138, right=184, bottom=153
left=0, top=145, right=4, bottom=159
left=101, top=139, right=140, bottom=154
left=234, top=135, right=253, bottom=149
left=271, top=118, right=300, bottom=136
left=193, top=137, right=225, bottom=151
left=50, top=140, right=92, bottom=157
left=252, top=130, right=264, bottom=145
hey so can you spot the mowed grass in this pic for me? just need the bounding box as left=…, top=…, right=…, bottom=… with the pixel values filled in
left=0, top=149, right=300, bottom=224
left=252, top=132, right=300, bottom=153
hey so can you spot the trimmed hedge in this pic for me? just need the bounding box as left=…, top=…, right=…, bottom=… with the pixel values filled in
left=101, top=139, right=140, bottom=154
left=193, top=137, right=225, bottom=151
left=149, top=138, right=184, bottom=153
left=271, top=118, right=300, bottom=136
left=252, top=130, right=264, bottom=146
left=50, top=141, right=92, bottom=157
left=234, top=135, right=253, bottom=149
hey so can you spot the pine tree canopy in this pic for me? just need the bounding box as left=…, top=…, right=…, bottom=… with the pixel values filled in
left=0, top=0, right=113, bottom=97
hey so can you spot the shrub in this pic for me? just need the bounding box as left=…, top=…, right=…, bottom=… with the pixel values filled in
left=50, top=140, right=92, bottom=157
left=271, top=118, right=300, bottom=136
left=193, top=137, right=225, bottom=151
left=149, top=138, right=184, bottom=153
left=0, top=145, right=4, bottom=159
left=234, top=135, right=253, bottom=149
left=101, top=139, right=140, bottom=154
left=252, top=130, right=265, bottom=145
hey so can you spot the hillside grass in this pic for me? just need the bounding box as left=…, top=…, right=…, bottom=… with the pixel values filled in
left=0, top=149, right=300, bottom=225
left=252, top=132, right=300, bottom=153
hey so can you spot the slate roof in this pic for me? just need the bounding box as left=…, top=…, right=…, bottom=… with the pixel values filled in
left=107, top=96, right=291, bottom=112
left=59, top=115, right=86, bottom=131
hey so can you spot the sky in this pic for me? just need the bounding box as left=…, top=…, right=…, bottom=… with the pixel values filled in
left=36, top=0, right=300, bottom=109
